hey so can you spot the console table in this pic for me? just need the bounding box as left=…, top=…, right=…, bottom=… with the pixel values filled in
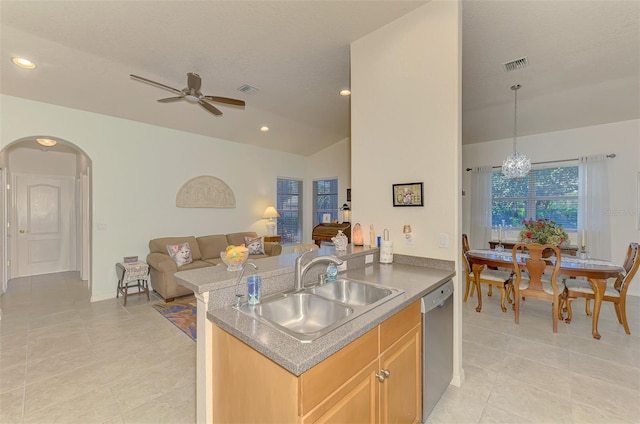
left=312, top=223, right=351, bottom=247
left=489, top=240, right=578, bottom=256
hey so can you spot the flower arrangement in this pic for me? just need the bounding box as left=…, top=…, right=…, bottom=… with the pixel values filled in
left=519, top=218, right=569, bottom=246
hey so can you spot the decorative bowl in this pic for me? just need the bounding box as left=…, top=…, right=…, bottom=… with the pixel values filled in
left=220, top=249, right=249, bottom=271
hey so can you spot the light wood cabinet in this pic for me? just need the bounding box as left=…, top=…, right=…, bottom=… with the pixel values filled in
left=211, top=300, right=422, bottom=424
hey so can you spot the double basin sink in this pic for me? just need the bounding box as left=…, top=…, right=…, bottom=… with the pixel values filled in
left=235, top=278, right=404, bottom=343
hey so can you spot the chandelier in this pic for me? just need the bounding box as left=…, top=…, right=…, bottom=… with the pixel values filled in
left=502, top=84, right=531, bottom=179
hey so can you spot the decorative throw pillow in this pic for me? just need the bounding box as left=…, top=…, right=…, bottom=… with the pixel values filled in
left=167, top=242, right=193, bottom=267
left=244, top=236, right=265, bottom=255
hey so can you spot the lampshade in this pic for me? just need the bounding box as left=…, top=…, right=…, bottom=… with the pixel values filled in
left=262, top=206, right=280, bottom=219
left=501, top=84, right=531, bottom=179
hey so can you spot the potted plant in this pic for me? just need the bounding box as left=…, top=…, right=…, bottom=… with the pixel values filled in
left=519, top=218, right=569, bottom=246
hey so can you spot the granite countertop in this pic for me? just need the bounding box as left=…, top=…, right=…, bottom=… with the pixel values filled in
left=207, top=260, right=455, bottom=376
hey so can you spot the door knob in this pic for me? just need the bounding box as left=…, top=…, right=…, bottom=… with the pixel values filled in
left=19, top=229, right=30, bottom=234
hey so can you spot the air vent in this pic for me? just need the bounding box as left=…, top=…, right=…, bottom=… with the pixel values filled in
left=502, top=56, right=529, bottom=72
left=237, top=84, right=259, bottom=94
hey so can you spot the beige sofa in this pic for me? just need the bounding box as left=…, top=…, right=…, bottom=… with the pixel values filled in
left=146, top=232, right=282, bottom=301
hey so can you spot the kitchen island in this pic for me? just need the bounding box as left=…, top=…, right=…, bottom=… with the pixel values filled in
left=175, top=245, right=455, bottom=423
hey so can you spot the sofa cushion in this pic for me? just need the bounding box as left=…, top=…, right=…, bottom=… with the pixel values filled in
left=226, top=232, right=259, bottom=247
left=245, top=235, right=265, bottom=255
left=149, top=236, right=202, bottom=261
left=196, top=234, right=228, bottom=260
left=167, top=242, right=193, bottom=267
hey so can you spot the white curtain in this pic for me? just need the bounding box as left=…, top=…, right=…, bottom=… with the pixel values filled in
left=469, top=166, right=493, bottom=250
left=578, top=155, right=611, bottom=260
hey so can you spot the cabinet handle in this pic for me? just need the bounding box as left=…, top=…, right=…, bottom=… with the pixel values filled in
left=19, top=229, right=29, bottom=234
left=381, top=368, right=391, bottom=378
left=375, top=373, right=386, bottom=383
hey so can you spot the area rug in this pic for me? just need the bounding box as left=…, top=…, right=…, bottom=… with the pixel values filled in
left=153, top=296, right=197, bottom=341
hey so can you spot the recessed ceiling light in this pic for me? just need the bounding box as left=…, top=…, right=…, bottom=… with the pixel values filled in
left=260, top=126, right=270, bottom=132
left=37, top=138, right=57, bottom=147
left=12, top=57, right=36, bottom=70
left=339, top=89, right=351, bottom=96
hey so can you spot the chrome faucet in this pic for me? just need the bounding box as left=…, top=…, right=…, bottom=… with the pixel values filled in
left=294, top=250, right=343, bottom=291
left=234, top=262, right=258, bottom=307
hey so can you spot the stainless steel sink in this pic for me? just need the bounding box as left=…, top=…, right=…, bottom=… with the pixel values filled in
left=257, top=293, right=353, bottom=335
left=235, top=278, right=404, bottom=343
left=308, top=278, right=393, bottom=306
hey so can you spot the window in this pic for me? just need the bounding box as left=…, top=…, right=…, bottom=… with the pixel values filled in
left=313, top=178, right=339, bottom=226
left=277, top=178, right=302, bottom=245
left=491, top=165, right=579, bottom=230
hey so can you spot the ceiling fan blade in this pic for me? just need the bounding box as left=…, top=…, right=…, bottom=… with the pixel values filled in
left=199, top=100, right=223, bottom=116
left=187, top=72, right=201, bottom=92
left=130, top=74, right=183, bottom=95
left=203, top=96, right=246, bottom=107
left=157, top=96, right=184, bottom=103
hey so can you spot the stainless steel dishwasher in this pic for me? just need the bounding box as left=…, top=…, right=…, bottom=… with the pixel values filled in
left=421, top=279, right=454, bottom=421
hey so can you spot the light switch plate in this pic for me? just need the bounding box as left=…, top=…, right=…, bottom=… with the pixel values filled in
left=438, top=233, right=449, bottom=248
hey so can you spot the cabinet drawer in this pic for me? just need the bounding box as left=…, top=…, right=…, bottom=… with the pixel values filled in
left=300, top=327, right=378, bottom=414
left=379, top=300, right=421, bottom=353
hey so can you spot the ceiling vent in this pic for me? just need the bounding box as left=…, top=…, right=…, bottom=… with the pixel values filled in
left=237, top=84, right=259, bottom=94
left=502, top=56, right=529, bottom=72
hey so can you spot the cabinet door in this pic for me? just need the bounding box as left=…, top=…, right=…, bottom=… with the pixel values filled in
left=379, top=324, right=422, bottom=424
left=306, top=362, right=379, bottom=424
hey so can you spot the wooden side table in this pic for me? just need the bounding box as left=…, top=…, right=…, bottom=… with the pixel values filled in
left=116, top=261, right=150, bottom=306
left=263, top=235, right=282, bottom=243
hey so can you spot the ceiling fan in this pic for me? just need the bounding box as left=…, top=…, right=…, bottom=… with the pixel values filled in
left=130, top=72, right=245, bottom=116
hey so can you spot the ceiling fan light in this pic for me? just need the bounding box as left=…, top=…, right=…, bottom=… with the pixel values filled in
left=184, top=94, right=199, bottom=103
left=12, top=57, right=36, bottom=69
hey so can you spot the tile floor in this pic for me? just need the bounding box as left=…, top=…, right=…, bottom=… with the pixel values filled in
left=1, top=272, right=638, bottom=423
left=428, top=286, right=640, bottom=424
left=0, top=272, right=195, bottom=424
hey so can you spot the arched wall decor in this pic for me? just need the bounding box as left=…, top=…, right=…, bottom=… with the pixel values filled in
left=176, top=175, right=236, bottom=208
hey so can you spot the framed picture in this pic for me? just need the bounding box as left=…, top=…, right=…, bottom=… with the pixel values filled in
left=392, top=182, right=424, bottom=207
left=346, top=188, right=351, bottom=202
left=322, top=213, right=332, bottom=223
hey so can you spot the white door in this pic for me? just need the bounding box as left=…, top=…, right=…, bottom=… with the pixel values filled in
left=15, top=174, right=75, bottom=277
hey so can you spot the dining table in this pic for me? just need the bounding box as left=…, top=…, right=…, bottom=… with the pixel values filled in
left=465, top=248, right=625, bottom=339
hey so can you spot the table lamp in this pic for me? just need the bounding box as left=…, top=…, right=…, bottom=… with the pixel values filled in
left=262, top=206, right=280, bottom=236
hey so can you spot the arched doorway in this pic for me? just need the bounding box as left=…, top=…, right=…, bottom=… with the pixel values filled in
left=0, top=136, right=92, bottom=293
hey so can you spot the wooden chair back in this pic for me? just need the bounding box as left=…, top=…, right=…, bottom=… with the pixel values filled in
left=462, top=233, right=470, bottom=253
left=616, top=242, right=640, bottom=296
left=512, top=243, right=563, bottom=332
left=512, top=243, right=562, bottom=294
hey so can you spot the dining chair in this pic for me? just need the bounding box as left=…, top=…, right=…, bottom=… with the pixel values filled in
left=462, top=234, right=513, bottom=312
left=512, top=243, right=565, bottom=332
left=564, top=242, right=639, bottom=334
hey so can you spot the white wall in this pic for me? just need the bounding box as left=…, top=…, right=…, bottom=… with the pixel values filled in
left=303, top=137, right=351, bottom=244
left=351, top=0, right=463, bottom=382
left=462, top=119, right=640, bottom=295
left=9, top=148, right=77, bottom=176
left=1, top=94, right=312, bottom=301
